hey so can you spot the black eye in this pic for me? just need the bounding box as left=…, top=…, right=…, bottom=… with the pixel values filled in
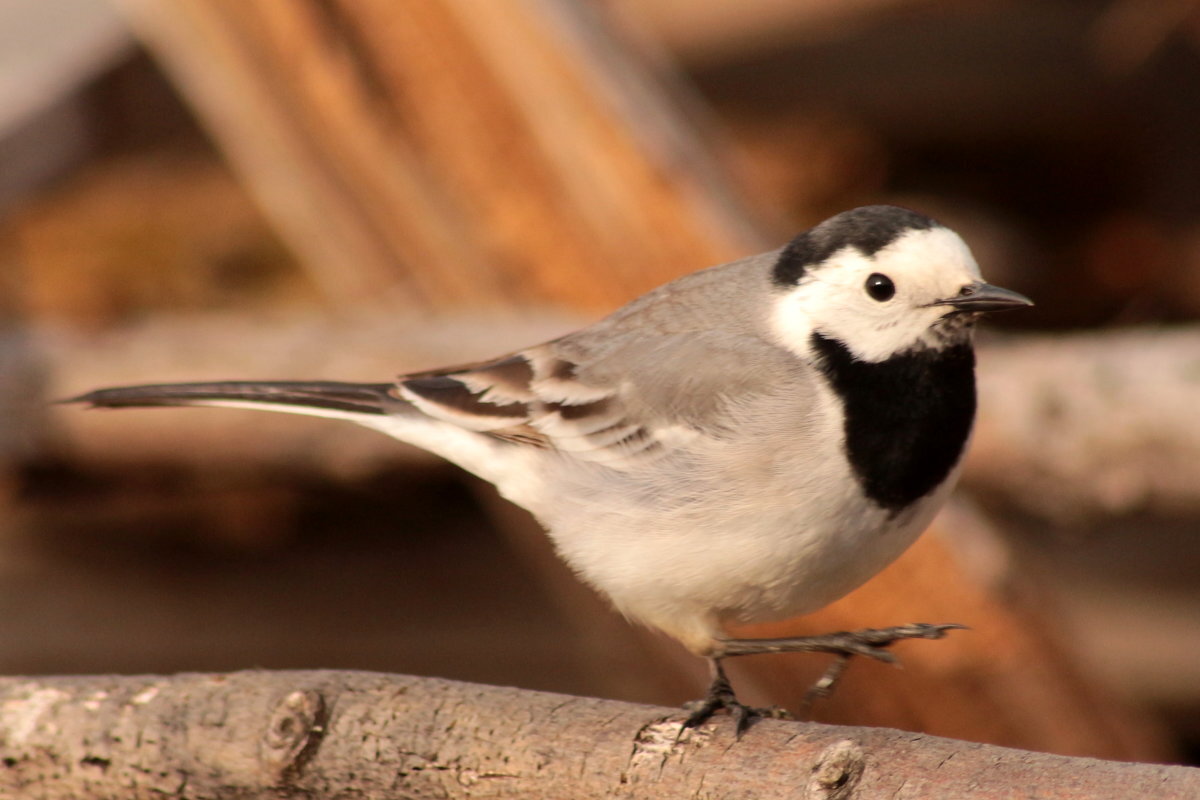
left=865, top=273, right=895, bottom=301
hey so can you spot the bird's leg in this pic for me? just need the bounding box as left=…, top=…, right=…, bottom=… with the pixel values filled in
left=683, top=659, right=740, bottom=730
left=720, top=622, right=965, bottom=707
left=682, top=658, right=792, bottom=737
left=716, top=622, right=965, bottom=663
left=681, top=624, right=962, bottom=734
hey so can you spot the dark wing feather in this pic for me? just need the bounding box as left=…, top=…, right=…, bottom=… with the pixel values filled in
left=398, top=348, right=668, bottom=463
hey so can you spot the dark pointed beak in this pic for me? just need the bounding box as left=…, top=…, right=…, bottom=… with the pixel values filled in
left=932, top=282, right=1033, bottom=313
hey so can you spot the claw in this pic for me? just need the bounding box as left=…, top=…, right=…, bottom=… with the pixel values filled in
left=682, top=660, right=790, bottom=738
left=683, top=694, right=786, bottom=738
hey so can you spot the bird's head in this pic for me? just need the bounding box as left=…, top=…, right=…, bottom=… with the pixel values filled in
left=768, top=205, right=1031, bottom=363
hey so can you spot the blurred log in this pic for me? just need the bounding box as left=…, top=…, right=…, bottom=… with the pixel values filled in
left=0, top=0, right=133, bottom=212
left=610, top=0, right=930, bottom=63
left=115, top=0, right=760, bottom=310
left=0, top=234, right=52, bottom=486
left=46, top=311, right=582, bottom=476
left=47, top=315, right=1200, bottom=519
left=970, top=328, right=1200, bottom=521
left=2, top=670, right=1197, bottom=800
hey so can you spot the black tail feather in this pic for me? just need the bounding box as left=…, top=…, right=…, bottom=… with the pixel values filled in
left=67, top=381, right=398, bottom=416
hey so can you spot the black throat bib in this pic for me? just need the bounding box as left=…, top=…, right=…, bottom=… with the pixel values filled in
left=811, top=332, right=976, bottom=514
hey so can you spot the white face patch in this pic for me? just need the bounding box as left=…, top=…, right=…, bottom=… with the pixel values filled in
left=769, top=227, right=983, bottom=363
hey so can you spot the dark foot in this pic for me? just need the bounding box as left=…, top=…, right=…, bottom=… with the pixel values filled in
left=718, top=622, right=967, bottom=662
left=682, top=661, right=792, bottom=737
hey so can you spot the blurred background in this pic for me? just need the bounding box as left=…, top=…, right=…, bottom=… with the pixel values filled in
left=1, top=0, right=1199, bottom=765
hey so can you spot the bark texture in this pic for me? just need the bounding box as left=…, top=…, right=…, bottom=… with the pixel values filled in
left=1, top=670, right=1196, bottom=800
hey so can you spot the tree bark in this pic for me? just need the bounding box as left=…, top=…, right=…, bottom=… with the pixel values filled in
left=0, top=670, right=1195, bottom=800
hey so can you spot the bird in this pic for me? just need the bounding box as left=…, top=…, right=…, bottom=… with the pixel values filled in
left=71, top=205, right=1032, bottom=733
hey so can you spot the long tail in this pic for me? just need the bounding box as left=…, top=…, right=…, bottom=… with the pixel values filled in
left=69, top=381, right=400, bottom=417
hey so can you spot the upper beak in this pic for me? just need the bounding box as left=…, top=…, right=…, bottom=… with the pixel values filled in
left=932, top=282, right=1033, bottom=313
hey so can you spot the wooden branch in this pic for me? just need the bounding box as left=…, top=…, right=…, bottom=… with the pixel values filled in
left=1, top=670, right=1195, bottom=800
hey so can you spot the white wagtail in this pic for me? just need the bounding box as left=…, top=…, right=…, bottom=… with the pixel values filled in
left=73, top=205, right=1032, bottom=731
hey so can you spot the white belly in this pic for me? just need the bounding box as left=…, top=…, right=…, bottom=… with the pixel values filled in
left=364, top=406, right=959, bottom=656
left=527, top=446, right=959, bottom=655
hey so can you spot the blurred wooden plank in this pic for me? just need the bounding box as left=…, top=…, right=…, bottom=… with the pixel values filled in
left=115, top=0, right=760, bottom=310
left=47, top=315, right=1200, bottom=520
left=610, top=0, right=941, bottom=62
left=970, top=329, right=1200, bottom=521
left=0, top=0, right=131, bottom=136
left=48, top=310, right=582, bottom=475
left=0, top=0, right=133, bottom=210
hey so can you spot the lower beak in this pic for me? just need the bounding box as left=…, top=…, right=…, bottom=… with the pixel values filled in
left=933, top=282, right=1033, bottom=313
